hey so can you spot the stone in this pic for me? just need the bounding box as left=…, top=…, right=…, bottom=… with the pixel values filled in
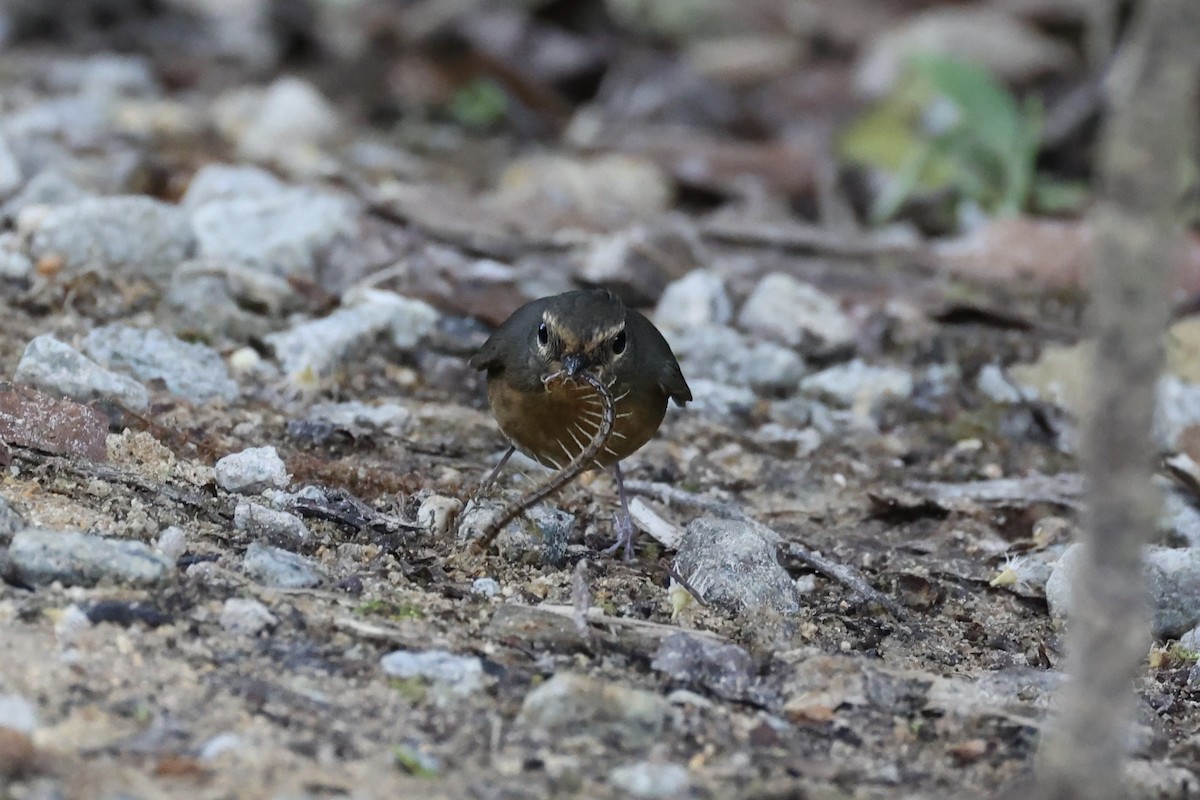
left=28, top=196, right=195, bottom=281
left=609, top=762, right=691, bottom=799
left=0, top=134, right=20, bottom=199
left=82, top=324, right=238, bottom=404
left=576, top=219, right=702, bottom=305
left=0, top=495, right=25, bottom=545
left=265, top=290, right=438, bottom=382
left=516, top=673, right=668, bottom=751
left=976, top=363, right=1025, bottom=404
left=163, top=259, right=300, bottom=343
left=737, top=273, right=856, bottom=351
left=1047, top=544, right=1200, bottom=639
left=667, top=325, right=804, bottom=395
left=242, top=541, right=320, bottom=588
left=1154, top=376, right=1200, bottom=451
left=489, top=154, right=671, bottom=233
left=673, top=517, right=799, bottom=619
left=0, top=695, right=38, bottom=735
left=651, top=633, right=757, bottom=702
left=7, top=529, right=172, bottom=588
left=14, top=334, right=150, bottom=410
left=800, top=359, right=914, bottom=407
left=181, top=163, right=287, bottom=209
left=215, top=447, right=290, bottom=494
left=231, top=77, right=343, bottom=163
left=189, top=186, right=358, bottom=279
left=653, top=269, right=732, bottom=332
left=0, top=170, right=90, bottom=220
left=234, top=502, right=310, bottom=549
left=681, top=378, right=756, bottom=418
left=0, top=234, right=32, bottom=280
left=44, top=53, right=159, bottom=98
left=471, top=577, right=500, bottom=598
left=418, top=496, right=463, bottom=537
left=307, top=401, right=412, bottom=435
left=155, top=526, right=187, bottom=563
left=379, top=650, right=487, bottom=696
left=219, top=598, right=278, bottom=636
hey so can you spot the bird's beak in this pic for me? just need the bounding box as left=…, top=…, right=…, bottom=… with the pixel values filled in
left=562, top=353, right=587, bottom=377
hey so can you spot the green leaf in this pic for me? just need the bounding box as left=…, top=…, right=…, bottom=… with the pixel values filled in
left=450, top=78, right=509, bottom=129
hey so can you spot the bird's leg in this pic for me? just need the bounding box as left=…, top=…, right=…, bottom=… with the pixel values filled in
left=473, top=445, right=515, bottom=499
left=601, top=461, right=637, bottom=561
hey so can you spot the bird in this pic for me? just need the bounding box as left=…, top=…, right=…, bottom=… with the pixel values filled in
left=468, top=288, right=692, bottom=559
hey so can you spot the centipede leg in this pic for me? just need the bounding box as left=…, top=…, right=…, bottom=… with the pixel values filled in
left=475, top=446, right=515, bottom=495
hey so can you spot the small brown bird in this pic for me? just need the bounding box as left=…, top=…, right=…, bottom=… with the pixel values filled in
left=469, top=289, right=692, bottom=558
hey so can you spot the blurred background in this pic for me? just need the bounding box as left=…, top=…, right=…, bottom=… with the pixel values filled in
left=1, top=0, right=1169, bottom=317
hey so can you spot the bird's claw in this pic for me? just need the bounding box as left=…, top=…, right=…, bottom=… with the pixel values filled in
left=601, top=511, right=637, bottom=562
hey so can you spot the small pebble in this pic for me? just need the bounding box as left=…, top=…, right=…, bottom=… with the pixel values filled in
left=215, top=447, right=290, bottom=494
left=7, top=529, right=172, bottom=588
left=234, top=502, right=309, bottom=549
left=199, top=733, right=244, bottom=762
left=653, top=269, right=732, bottom=332
left=242, top=541, right=321, bottom=588
left=0, top=234, right=32, bottom=280
left=517, top=673, right=668, bottom=751
left=800, top=359, right=913, bottom=407
left=0, top=495, right=26, bottom=545
left=418, top=496, right=463, bottom=536
left=673, top=517, right=799, bottom=620
left=609, top=761, right=691, bottom=800
left=308, top=401, right=412, bottom=435
left=219, top=597, right=278, bottom=636
left=0, top=695, right=38, bottom=735
left=28, top=195, right=195, bottom=281
left=155, top=526, right=187, bottom=562
left=82, top=324, right=238, bottom=403
left=738, top=272, right=855, bottom=350
left=14, top=334, right=150, bottom=410
left=380, top=649, right=486, bottom=696
left=471, top=577, right=500, bottom=598
left=1047, top=544, right=1200, bottom=638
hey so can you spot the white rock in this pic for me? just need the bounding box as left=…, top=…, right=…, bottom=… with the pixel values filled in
left=156, top=526, right=188, bottom=562
left=234, top=502, right=309, bottom=547
left=800, top=359, right=913, bottom=407
left=228, top=77, right=342, bottom=163
left=380, top=649, right=486, bottom=696
left=181, top=163, right=286, bottom=209
left=265, top=290, right=438, bottom=382
left=220, top=597, right=278, bottom=636
left=418, top=496, right=463, bottom=536
left=609, top=761, right=691, bottom=799
left=0, top=694, right=39, bottom=734
left=215, top=446, right=289, bottom=494
left=199, top=732, right=244, bottom=761
left=653, top=270, right=732, bottom=332
left=737, top=273, right=855, bottom=350
left=15, top=334, right=150, bottom=410
left=471, top=577, right=500, bottom=598
left=0, top=233, right=32, bottom=279
left=976, top=363, right=1026, bottom=404
left=190, top=186, right=357, bottom=279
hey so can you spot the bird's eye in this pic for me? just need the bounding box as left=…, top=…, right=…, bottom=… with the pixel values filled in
left=612, top=330, right=627, bottom=354
left=537, top=322, right=549, bottom=346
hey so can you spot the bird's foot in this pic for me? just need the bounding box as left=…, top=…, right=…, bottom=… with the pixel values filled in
left=601, top=511, right=637, bottom=562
